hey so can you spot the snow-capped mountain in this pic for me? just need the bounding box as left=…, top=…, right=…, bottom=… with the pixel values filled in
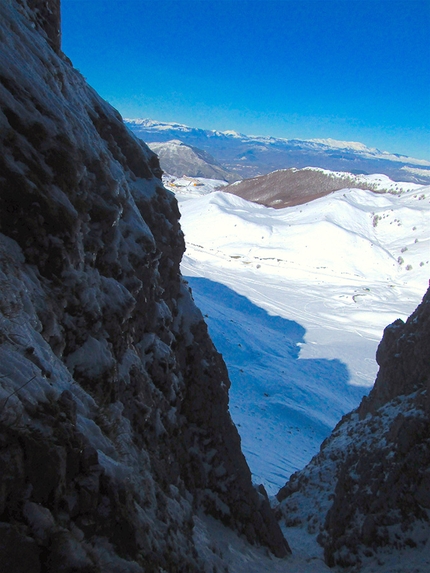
left=148, top=139, right=240, bottom=182
left=2, top=1, right=430, bottom=571
left=125, top=118, right=430, bottom=185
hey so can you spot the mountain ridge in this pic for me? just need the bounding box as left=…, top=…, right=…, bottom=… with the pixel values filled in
left=126, top=118, right=430, bottom=184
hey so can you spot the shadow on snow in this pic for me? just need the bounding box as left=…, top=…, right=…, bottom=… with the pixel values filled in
left=185, top=276, right=370, bottom=491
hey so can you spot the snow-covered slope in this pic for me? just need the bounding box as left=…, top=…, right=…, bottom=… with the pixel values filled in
left=126, top=119, right=430, bottom=184
left=181, top=185, right=429, bottom=286
left=225, top=167, right=423, bottom=208
left=174, top=178, right=430, bottom=494
left=277, top=287, right=430, bottom=571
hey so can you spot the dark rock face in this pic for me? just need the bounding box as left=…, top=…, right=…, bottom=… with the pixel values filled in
left=0, top=1, right=289, bottom=570
left=359, top=291, right=430, bottom=416
left=277, top=288, right=430, bottom=570
left=323, top=289, right=430, bottom=568
left=18, top=0, right=61, bottom=51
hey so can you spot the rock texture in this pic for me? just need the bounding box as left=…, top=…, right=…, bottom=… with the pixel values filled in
left=18, top=0, right=61, bottom=51
left=0, top=1, right=289, bottom=571
left=359, top=294, right=430, bottom=417
left=277, top=287, right=430, bottom=570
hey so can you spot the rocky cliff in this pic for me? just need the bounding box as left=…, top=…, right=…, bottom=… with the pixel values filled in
left=0, top=1, right=289, bottom=571
left=277, top=287, right=430, bottom=570
left=17, top=0, right=61, bottom=51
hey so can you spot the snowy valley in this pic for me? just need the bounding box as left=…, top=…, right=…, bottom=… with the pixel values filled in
left=166, top=173, right=430, bottom=571
left=164, top=173, right=430, bottom=494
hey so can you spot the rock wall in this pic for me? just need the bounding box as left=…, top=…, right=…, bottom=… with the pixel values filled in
left=277, top=288, right=430, bottom=570
left=359, top=289, right=430, bottom=417
left=0, top=1, right=289, bottom=571
left=17, top=0, right=61, bottom=51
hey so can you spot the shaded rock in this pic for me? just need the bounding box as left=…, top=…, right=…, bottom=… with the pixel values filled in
left=0, top=0, right=289, bottom=570
left=23, top=502, right=56, bottom=545
left=359, top=288, right=430, bottom=416
left=277, top=288, right=430, bottom=570
left=0, top=522, right=41, bottom=573
left=17, top=0, right=61, bottom=52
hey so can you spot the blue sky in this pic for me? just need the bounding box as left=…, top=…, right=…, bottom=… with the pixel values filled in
left=62, top=0, right=430, bottom=160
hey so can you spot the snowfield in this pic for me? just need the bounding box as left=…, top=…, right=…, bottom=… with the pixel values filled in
left=171, top=175, right=430, bottom=495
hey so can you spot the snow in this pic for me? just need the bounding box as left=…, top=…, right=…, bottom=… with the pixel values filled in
left=125, top=118, right=195, bottom=132
left=194, top=506, right=430, bottom=573
left=171, top=176, right=430, bottom=496
left=309, top=138, right=373, bottom=152
left=276, top=385, right=430, bottom=573
left=66, top=336, right=115, bottom=378
left=219, top=130, right=245, bottom=138
left=308, top=139, right=430, bottom=167
left=298, top=166, right=424, bottom=193
left=215, top=525, right=430, bottom=573
left=402, top=165, right=430, bottom=177
left=126, top=118, right=430, bottom=169
left=193, top=512, right=331, bottom=572
left=1, top=0, right=427, bottom=560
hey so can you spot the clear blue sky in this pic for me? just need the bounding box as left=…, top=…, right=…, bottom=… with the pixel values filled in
left=62, top=0, right=430, bottom=160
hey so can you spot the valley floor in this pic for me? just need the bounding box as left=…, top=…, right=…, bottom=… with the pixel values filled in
left=195, top=513, right=430, bottom=573
left=194, top=513, right=331, bottom=573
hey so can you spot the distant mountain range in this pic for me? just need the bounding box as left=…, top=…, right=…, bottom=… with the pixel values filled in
left=125, top=118, right=430, bottom=185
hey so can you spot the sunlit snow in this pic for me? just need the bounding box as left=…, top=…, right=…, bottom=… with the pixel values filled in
left=171, top=175, right=430, bottom=495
